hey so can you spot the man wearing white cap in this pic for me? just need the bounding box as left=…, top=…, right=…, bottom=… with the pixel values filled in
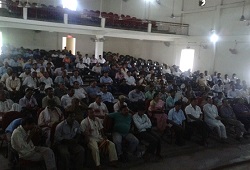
left=42, top=86, right=61, bottom=108
left=113, top=95, right=127, bottom=112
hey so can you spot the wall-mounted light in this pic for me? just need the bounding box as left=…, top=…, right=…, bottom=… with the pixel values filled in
left=210, top=30, right=219, bottom=43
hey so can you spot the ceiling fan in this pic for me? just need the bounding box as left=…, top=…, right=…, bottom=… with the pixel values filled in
left=169, top=0, right=181, bottom=18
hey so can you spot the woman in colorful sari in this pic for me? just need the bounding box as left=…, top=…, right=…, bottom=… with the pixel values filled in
left=148, top=92, right=167, bottom=132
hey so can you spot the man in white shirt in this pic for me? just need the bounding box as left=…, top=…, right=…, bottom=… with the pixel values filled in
left=89, top=95, right=108, bottom=119
left=212, top=80, right=224, bottom=96
left=40, top=72, right=53, bottom=87
left=133, top=108, right=161, bottom=160
left=22, top=71, right=40, bottom=89
left=97, top=55, right=106, bottom=64
left=231, top=73, right=238, bottom=83
left=162, top=64, right=171, bottom=75
left=204, top=70, right=212, bottom=83
left=43, top=58, right=54, bottom=68
left=203, top=97, right=227, bottom=142
left=113, top=95, right=127, bottom=112
left=19, top=68, right=31, bottom=81
left=90, top=55, right=97, bottom=66
left=83, top=54, right=91, bottom=65
left=76, top=59, right=88, bottom=69
left=6, top=72, right=21, bottom=101
left=91, top=63, right=102, bottom=75
left=81, top=108, right=118, bottom=168
left=196, top=73, right=210, bottom=92
left=185, top=98, right=210, bottom=145
left=227, top=84, right=241, bottom=99
left=73, top=81, right=87, bottom=101
left=54, top=66, right=67, bottom=76
left=145, top=69, right=154, bottom=82
left=61, top=87, right=77, bottom=109
left=31, top=63, right=40, bottom=73
left=38, top=99, right=64, bottom=146
left=11, top=117, right=56, bottom=170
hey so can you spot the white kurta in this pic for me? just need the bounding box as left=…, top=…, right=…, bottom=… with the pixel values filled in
left=203, top=103, right=227, bottom=138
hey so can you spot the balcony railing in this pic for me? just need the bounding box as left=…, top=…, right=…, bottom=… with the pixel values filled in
left=0, top=3, right=189, bottom=35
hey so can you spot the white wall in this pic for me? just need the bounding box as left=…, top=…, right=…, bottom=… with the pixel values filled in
left=1, top=28, right=60, bottom=50
left=104, top=37, right=176, bottom=64
left=1, top=28, right=96, bottom=54
left=215, top=41, right=250, bottom=82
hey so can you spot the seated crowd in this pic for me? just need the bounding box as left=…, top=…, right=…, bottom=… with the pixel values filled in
left=1, top=44, right=250, bottom=169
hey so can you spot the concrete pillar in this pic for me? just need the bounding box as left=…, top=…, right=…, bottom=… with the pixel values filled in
left=95, top=36, right=104, bottom=59
left=148, top=22, right=152, bottom=33
left=101, top=18, right=106, bottom=28
left=23, top=8, right=27, bottom=20
left=64, top=14, right=68, bottom=24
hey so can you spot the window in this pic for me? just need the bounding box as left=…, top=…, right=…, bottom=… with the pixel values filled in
left=62, top=0, right=77, bottom=11
left=180, top=49, right=195, bottom=72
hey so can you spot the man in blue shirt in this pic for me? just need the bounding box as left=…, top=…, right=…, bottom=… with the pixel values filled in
left=100, top=72, right=114, bottom=92
left=168, top=101, right=186, bottom=146
left=69, top=70, right=83, bottom=86
left=86, top=81, right=100, bottom=102
left=98, top=85, right=115, bottom=112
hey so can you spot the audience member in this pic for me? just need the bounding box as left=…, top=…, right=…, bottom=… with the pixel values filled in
left=220, top=99, right=247, bottom=140
left=0, top=90, right=14, bottom=112
left=185, top=98, right=210, bottom=145
left=108, top=105, right=139, bottom=162
left=38, top=99, right=64, bottom=146
left=61, top=87, right=76, bottom=109
left=69, top=70, right=83, bottom=86
left=203, top=97, right=227, bottom=142
left=168, top=101, right=186, bottom=146
left=42, top=86, right=61, bottom=108
left=73, top=81, right=87, bottom=101
left=81, top=108, right=118, bottom=168
left=5, top=72, right=21, bottom=100
left=22, top=71, right=40, bottom=89
left=133, top=108, right=162, bottom=161
left=148, top=93, right=167, bottom=132
left=19, top=88, right=38, bottom=110
left=54, top=112, right=85, bottom=170
left=113, top=95, right=127, bottom=112
left=89, top=95, right=109, bottom=119
left=232, top=98, right=250, bottom=132
left=11, top=117, right=56, bottom=170
left=66, top=98, right=88, bottom=123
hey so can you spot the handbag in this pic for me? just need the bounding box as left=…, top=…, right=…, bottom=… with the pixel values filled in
left=98, top=139, right=109, bottom=154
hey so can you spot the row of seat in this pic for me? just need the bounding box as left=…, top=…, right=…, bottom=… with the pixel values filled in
left=4, top=0, right=158, bottom=30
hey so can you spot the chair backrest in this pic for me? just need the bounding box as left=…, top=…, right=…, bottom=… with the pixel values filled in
left=103, top=115, right=114, bottom=134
